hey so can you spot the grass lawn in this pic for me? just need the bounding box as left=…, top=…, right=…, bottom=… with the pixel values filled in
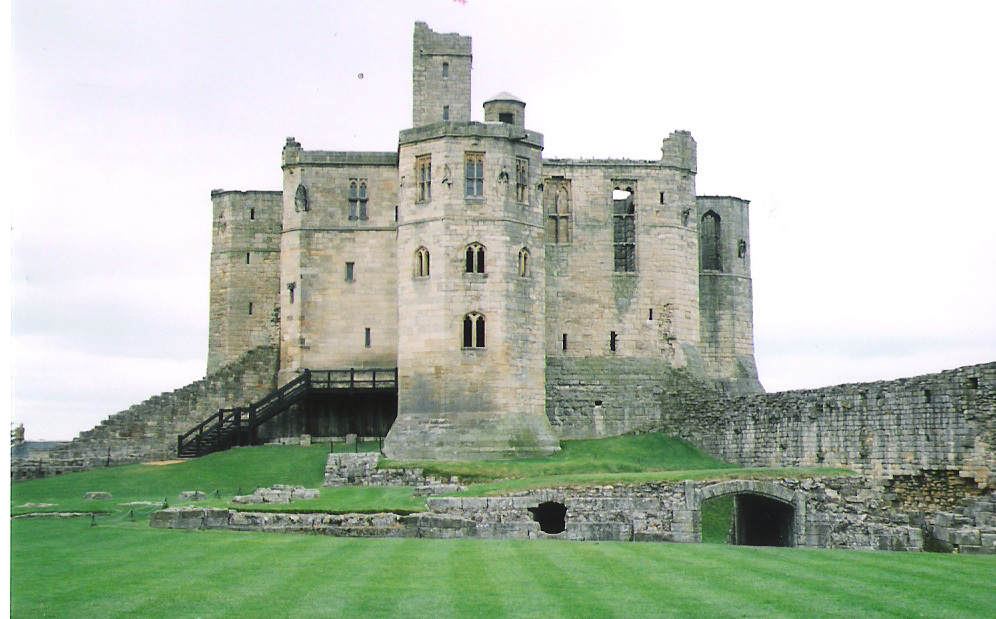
left=12, top=518, right=996, bottom=618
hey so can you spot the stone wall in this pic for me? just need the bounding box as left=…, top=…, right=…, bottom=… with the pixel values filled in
left=660, top=362, right=996, bottom=487
left=12, top=346, right=279, bottom=481
left=151, top=475, right=977, bottom=552
left=545, top=357, right=678, bottom=439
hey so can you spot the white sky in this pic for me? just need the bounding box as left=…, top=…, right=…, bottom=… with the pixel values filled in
left=9, top=1, right=996, bottom=440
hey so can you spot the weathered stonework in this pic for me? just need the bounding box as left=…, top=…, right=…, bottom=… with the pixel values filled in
left=660, top=362, right=995, bottom=488
left=201, top=22, right=761, bottom=459
left=152, top=476, right=987, bottom=552
left=11, top=346, right=279, bottom=480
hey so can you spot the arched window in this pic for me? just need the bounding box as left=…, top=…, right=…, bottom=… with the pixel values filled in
left=518, top=247, right=530, bottom=277
left=463, top=312, right=486, bottom=348
left=700, top=211, right=722, bottom=272
left=465, top=243, right=485, bottom=274
left=415, top=247, right=430, bottom=277
left=348, top=179, right=368, bottom=221
left=294, top=184, right=309, bottom=212
left=548, top=185, right=571, bottom=243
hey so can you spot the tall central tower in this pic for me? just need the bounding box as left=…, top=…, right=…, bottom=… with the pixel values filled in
left=384, top=23, right=560, bottom=459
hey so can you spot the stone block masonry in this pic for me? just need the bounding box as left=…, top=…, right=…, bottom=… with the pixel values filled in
left=152, top=475, right=966, bottom=552
left=11, top=346, right=279, bottom=481
left=659, top=362, right=996, bottom=488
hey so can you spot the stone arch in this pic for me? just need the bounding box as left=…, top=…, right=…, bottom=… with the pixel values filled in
left=694, top=480, right=804, bottom=547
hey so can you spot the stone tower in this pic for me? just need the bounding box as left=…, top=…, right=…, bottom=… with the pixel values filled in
left=697, top=195, right=761, bottom=393
left=206, top=190, right=282, bottom=374
left=384, top=24, right=560, bottom=459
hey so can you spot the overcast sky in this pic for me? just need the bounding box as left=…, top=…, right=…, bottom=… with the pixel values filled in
left=10, top=1, right=996, bottom=440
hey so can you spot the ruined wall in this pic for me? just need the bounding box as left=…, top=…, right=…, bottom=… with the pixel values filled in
left=12, top=347, right=279, bottom=481
left=542, top=135, right=701, bottom=372
left=207, top=191, right=282, bottom=374
left=660, top=362, right=996, bottom=487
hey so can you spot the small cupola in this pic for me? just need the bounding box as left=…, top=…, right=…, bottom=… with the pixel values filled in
left=484, top=92, right=526, bottom=128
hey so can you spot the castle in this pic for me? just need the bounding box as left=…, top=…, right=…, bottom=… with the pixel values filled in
left=207, top=22, right=762, bottom=460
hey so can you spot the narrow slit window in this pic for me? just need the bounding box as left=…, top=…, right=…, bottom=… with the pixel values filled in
left=288, top=282, right=296, bottom=304
left=246, top=252, right=251, bottom=265
left=649, top=308, right=654, bottom=320
left=415, top=247, right=430, bottom=277
left=250, top=208, right=256, bottom=220
left=345, top=262, right=354, bottom=282
left=700, top=211, right=722, bottom=272
left=364, top=328, right=371, bottom=348
left=442, top=105, right=450, bottom=121
left=610, top=331, right=617, bottom=352
left=248, top=302, right=253, bottom=315
left=442, top=62, right=449, bottom=78
left=562, top=334, right=568, bottom=351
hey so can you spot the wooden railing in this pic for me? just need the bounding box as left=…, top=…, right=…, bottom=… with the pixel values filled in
left=176, top=368, right=397, bottom=458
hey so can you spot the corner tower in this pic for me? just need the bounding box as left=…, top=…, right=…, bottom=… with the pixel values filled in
left=385, top=24, right=560, bottom=459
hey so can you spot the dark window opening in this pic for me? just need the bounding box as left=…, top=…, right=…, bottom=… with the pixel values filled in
left=700, top=211, right=722, bottom=272
left=649, top=308, right=654, bottom=320
left=295, top=184, right=309, bottom=212
left=250, top=208, right=256, bottom=220
left=562, top=333, right=567, bottom=351
left=248, top=302, right=253, bottom=315
left=594, top=400, right=603, bottom=406
left=465, top=243, right=485, bottom=274
left=518, top=248, right=529, bottom=277
left=364, top=328, right=371, bottom=348
left=613, top=187, right=636, bottom=272
left=659, top=191, right=664, bottom=205
left=610, top=331, right=617, bottom=352
left=246, top=252, right=251, bottom=264
left=442, top=62, right=449, bottom=78
left=287, top=282, right=296, bottom=304
left=528, top=501, right=567, bottom=534
left=924, top=389, right=932, bottom=403
left=463, top=313, right=485, bottom=348
left=442, top=105, right=449, bottom=121
left=395, top=205, right=399, bottom=222
left=345, top=262, right=354, bottom=282
left=969, top=377, right=979, bottom=389
left=731, top=494, right=795, bottom=547
left=499, top=112, right=514, bottom=124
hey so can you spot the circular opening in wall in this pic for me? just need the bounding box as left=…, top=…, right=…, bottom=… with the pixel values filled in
left=528, top=501, right=567, bottom=534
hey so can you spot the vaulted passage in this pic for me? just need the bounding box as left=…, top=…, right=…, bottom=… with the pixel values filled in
left=733, top=494, right=795, bottom=547
left=529, top=501, right=567, bottom=534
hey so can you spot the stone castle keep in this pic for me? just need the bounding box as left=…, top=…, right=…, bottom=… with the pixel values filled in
left=13, top=22, right=993, bottom=530
left=207, top=22, right=761, bottom=459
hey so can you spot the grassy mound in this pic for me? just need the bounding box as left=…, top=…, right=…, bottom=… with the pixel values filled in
left=11, top=433, right=850, bottom=518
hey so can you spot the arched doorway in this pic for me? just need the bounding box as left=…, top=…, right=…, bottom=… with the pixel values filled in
left=696, top=480, right=802, bottom=547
